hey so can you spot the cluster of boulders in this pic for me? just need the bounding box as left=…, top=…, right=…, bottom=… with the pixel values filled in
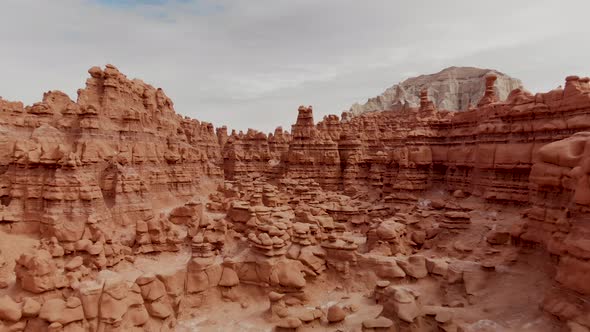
left=1, top=64, right=590, bottom=331
left=1, top=165, right=569, bottom=331
left=1, top=269, right=182, bottom=331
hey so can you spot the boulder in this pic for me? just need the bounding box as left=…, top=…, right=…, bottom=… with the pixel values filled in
left=219, top=267, right=240, bottom=287
left=64, top=256, right=84, bottom=271
left=363, top=316, right=394, bottom=329
left=22, top=297, right=41, bottom=317
left=276, top=316, right=303, bottom=329
left=39, top=298, right=84, bottom=325
left=0, top=295, right=22, bottom=322
left=397, top=255, right=428, bottom=278
left=327, top=305, right=347, bottom=323
left=426, top=258, right=449, bottom=276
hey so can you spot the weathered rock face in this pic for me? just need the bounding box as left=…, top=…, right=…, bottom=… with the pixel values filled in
left=347, top=66, right=522, bottom=116
left=2, top=65, right=590, bottom=331
left=221, top=127, right=290, bottom=180
left=220, top=73, right=590, bottom=304
left=284, top=106, right=342, bottom=190
left=523, top=129, right=590, bottom=295
left=0, top=64, right=223, bottom=245
left=223, top=74, right=590, bottom=207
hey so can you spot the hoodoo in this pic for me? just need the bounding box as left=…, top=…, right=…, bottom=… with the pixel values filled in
left=0, top=65, right=588, bottom=331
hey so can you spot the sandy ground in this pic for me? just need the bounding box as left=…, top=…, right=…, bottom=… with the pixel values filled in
left=175, top=285, right=383, bottom=332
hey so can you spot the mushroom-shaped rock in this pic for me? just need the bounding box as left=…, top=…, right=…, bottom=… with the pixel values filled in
left=219, top=267, right=239, bottom=287
left=274, top=260, right=306, bottom=289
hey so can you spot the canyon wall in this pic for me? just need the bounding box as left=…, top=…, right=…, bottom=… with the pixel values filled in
left=223, top=74, right=590, bottom=298
left=0, top=65, right=223, bottom=248
left=3, top=66, right=587, bottom=299
left=0, top=66, right=589, bottom=331
left=225, top=74, right=590, bottom=203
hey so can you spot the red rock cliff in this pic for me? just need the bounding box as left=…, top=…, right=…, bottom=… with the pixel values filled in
left=3, top=66, right=590, bottom=301
left=225, top=74, right=590, bottom=206
left=221, top=74, right=590, bottom=298
left=0, top=65, right=223, bottom=247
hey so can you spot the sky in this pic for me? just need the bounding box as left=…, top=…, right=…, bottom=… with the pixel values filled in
left=1, top=0, right=589, bottom=133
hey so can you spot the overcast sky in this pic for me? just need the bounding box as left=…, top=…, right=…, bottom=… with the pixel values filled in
left=1, top=0, right=589, bottom=133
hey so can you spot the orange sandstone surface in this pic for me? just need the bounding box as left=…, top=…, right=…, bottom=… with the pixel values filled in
left=0, top=66, right=587, bottom=331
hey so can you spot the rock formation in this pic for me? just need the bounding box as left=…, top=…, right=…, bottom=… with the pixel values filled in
left=0, top=65, right=588, bottom=332
left=347, top=66, right=522, bottom=116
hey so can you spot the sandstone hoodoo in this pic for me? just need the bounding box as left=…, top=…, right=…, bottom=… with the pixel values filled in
left=0, top=65, right=588, bottom=331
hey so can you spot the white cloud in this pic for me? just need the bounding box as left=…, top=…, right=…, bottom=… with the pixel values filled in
left=1, top=0, right=589, bottom=132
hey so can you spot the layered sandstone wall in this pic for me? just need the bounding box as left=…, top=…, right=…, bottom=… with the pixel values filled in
left=0, top=65, right=223, bottom=247
left=220, top=127, right=290, bottom=180
left=220, top=74, right=590, bottom=300
left=523, top=131, right=590, bottom=296
left=2, top=65, right=590, bottom=306
left=224, top=74, right=590, bottom=205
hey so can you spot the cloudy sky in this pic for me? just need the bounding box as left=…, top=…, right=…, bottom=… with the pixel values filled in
left=1, top=0, right=589, bottom=133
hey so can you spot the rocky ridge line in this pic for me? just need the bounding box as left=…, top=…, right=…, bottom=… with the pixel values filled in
left=345, top=66, right=522, bottom=116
